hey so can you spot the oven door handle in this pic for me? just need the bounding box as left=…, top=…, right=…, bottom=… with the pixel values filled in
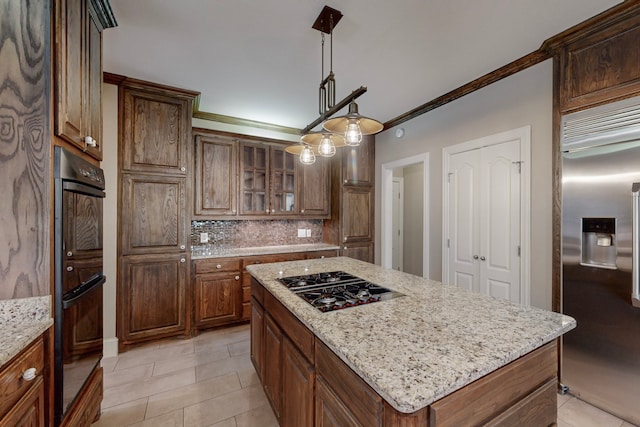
left=62, top=274, right=106, bottom=309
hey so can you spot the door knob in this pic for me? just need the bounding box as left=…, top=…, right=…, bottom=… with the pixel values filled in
left=473, top=255, right=479, bottom=260
left=480, top=256, right=486, bottom=261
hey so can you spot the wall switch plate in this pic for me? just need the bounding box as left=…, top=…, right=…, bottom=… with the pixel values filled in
left=306, top=229, right=312, bottom=237
left=297, top=229, right=306, bottom=238
left=200, top=232, right=209, bottom=243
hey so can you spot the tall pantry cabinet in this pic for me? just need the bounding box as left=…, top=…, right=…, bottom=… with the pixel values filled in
left=117, top=79, right=199, bottom=350
left=323, top=136, right=375, bottom=263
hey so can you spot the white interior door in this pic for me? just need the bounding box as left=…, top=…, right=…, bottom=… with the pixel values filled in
left=391, top=178, right=404, bottom=271
left=445, top=131, right=526, bottom=304
left=448, top=150, right=480, bottom=292
left=479, top=140, right=521, bottom=301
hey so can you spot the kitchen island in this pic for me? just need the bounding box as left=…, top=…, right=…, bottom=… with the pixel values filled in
left=247, top=257, right=575, bottom=427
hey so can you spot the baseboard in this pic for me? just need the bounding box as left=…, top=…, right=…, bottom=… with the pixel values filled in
left=103, top=337, right=119, bottom=358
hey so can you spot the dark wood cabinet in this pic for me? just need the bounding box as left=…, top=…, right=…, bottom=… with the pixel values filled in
left=193, top=257, right=242, bottom=329
left=120, top=173, right=187, bottom=256
left=54, top=0, right=113, bottom=160
left=557, top=10, right=640, bottom=114
left=299, top=157, right=331, bottom=217
left=120, top=82, right=196, bottom=175
left=316, top=377, right=362, bottom=427
left=264, top=314, right=284, bottom=419
left=116, top=79, right=197, bottom=349
left=0, top=336, right=47, bottom=427
left=239, top=141, right=270, bottom=215
left=194, top=131, right=238, bottom=217
left=282, top=337, right=315, bottom=427
left=250, top=297, right=265, bottom=381
left=119, top=254, right=188, bottom=346
left=324, top=136, right=375, bottom=263
left=270, top=146, right=298, bottom=216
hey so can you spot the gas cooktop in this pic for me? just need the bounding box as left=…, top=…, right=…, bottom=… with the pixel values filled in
left=277, top=271, right=404, bottom=312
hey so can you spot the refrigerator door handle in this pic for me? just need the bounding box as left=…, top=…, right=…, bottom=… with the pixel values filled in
left=632, top=183, right=640, bottom=308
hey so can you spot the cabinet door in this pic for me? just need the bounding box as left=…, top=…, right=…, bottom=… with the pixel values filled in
left=282, top=338, right=315, bottom=427
left=194, top=134, right=237, bottom=217
left=120, top=174, right=187, bottom=255
left=264, top=314, right=283, bottom=419
left=299, top=156, right=330, bottom=217
left=270, top=146, right=297, bottom=215
left=194, top=272, right=241, bottom=328
left=343, top=136, right=374, bottom=186
left=85, top=10, right=102, bottom=160
left=55, top=0, right=86, bottom=150
left=239, top=142, right=269, bottom=215
left=0, top=377, right=45, bottom=427
left=121, top=87, right=191, bottom=175
left=342, top=187, right=373, bottom=243
left=316, top=377, right=362, bottom=427
left=250, top=299, right=265, bottom=381
left=341, top=241, right=374, bottom=264
left=119, top=254, right=187, bottom=344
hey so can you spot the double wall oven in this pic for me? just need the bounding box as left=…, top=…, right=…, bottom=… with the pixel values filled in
left=54, top=147, right=105, bottom=425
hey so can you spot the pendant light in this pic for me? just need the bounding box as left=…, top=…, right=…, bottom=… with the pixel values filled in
left=285, top=143, right=317, bottom=165
left=322, top=101, right=383, bottom=146
left=300, top=131, right=345, bottom=158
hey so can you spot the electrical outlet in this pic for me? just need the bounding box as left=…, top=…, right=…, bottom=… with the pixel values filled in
left=297, top=229, right=306, bottom=238
left=200, top=232, right=209, bottom=243
left=306, top=229, right=312, bottom=237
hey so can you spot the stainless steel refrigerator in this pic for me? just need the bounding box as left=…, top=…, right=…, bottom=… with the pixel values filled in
left=562, top=96, right=640, bottom=425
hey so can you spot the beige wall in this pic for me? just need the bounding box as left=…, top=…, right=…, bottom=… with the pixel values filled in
left=102, top=83, right=119, bottom=357
left=374, top=60, right=554, bottom=310
left=402, top=164, right=424, bottom=276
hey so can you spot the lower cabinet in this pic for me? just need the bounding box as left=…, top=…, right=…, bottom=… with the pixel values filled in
left=0, top=336, right=46, bottom=426
left=250, top=277, right=559, bottom=427
left=119, top=253, right=188, bottom=348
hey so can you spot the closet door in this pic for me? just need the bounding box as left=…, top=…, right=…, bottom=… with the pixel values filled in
left=446, top=139, right=521, bottom=302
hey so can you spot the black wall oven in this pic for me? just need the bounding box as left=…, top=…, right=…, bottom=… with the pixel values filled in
left=54, top=147, right=105, bottom=425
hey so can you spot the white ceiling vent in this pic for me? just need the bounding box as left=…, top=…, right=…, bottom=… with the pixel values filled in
left=562, top=96, right=640, bottom=151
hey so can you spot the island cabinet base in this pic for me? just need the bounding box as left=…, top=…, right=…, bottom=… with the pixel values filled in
left=250, top=277, right=558, bottom=426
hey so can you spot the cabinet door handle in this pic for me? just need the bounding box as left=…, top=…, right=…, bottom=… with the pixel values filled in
left=301, top=209, right=305, bottom=213
left=67, top=251, right=73, bottom=257
left=66, top=266, right=74, bottom=272
left=22, top=368, right=37, bottom=381
left=343, top=246, right=347, bottom=251
left=180, top=258, right=186, bottom=263
left=216, top=264, right=222, bottom=269
left=271, top=209, right=275, bottom=213
left=84, top=136, right=97, bottom=147
left=232, top=209, right=237, bottom=214
left=235, top=275, right=240, bottom=280
left=180, top=166, right=186, bottom=172
left=180, top=245, right=186, bottom=250
left=343, top=237, right=347, bottom=242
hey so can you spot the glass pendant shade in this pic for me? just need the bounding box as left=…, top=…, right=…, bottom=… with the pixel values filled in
left=317, top=135, right=337, bottom=157
left=299, top=145, right=316, bottom=165
left=344, top=119, right=363, bottom=146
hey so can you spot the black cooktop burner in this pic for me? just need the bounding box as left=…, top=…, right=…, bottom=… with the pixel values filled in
left=277, top=271, right=403, bottom=312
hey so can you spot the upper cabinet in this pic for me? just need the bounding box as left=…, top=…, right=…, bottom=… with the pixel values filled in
left=194, top=131, right=238, bottom=217
left=193, top=129, right=330, bottom=220
left=54, top=0, right=116, bottom=161
left=120, top=81, right=198, bottom=175
left=554, top=5, right=640, bottom=113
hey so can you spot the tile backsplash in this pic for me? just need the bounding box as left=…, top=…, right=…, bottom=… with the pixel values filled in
left=191, top=220, right=323, bottom=252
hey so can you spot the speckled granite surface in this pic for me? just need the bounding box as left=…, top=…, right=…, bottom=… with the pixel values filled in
left=0, top=296, right=53, bottom=368
left=191, top=243, right=340, bottom=259
left=247, top=257, right=576, bottom=414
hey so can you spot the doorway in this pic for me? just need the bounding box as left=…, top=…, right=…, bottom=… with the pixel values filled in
left=442, top=126, right=531, bottom=305
left=381, top=153, right=429, bottom=278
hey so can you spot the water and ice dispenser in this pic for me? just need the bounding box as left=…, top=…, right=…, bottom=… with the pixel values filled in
left=581, top=217, right=617, bottom=269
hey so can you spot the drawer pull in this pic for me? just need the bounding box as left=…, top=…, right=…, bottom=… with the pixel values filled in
left=66, top=251, right=73, bottom=257
left=180, top=258, right=186, bottom=263
left=235, top=275, right=240, bottom=280
left=22, top=368, right=37, bottom=381
left=66, top=266, right=74, bottom=272
left=216, top=264, right=222, bottom=269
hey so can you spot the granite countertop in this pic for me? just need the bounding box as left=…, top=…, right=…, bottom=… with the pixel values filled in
left=191, top=242, right=340, bottom=259
left=247, top=257, right=576, bottom=414
left=0, top=296, right=53, bottom=368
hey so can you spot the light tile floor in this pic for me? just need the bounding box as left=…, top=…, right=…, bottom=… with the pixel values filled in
left=93, top=324, right=637, bottom=427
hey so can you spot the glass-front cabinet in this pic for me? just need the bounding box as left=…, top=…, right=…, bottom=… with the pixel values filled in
left=239, top=141, right=298, bottom=216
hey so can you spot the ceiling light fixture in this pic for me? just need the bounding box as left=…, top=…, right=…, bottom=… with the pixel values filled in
left=299, top=145, right=316, bottom=165
left=291, top=5, right=383, bottom=164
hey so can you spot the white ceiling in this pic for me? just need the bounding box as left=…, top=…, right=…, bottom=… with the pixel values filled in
left=103, top=0, right=621, bottom=132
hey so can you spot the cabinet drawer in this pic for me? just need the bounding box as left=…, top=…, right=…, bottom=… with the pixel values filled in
left=195, top=258, right=241, bottom=274
left=0, top=336, right=45, bottom=418
left=306, top=249, right=338, bottom=259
